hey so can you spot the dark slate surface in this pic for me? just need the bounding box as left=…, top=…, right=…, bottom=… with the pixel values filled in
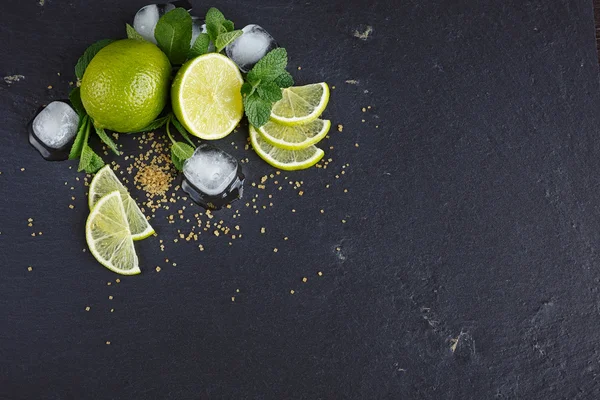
left=2, top=0, right=600, bottom=398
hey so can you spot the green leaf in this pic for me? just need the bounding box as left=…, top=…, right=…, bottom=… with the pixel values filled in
left=126, top=23, right=145, bottom=41
left=205, top=8, right=225, bottom=43
left=69, top=115, right=88, bottom=160
left=273, top=71, right=294, bottom=88
left=69, top=87, right=86, bottom=117
left=215, top=30, right=242, bottom=53
left=171, top=118, right=195, bottom=147
left=189, top=33, right=210, bottom=58
left=75, top=39, right=113, bottom=80
left=247, top=48, right=288, bottom=84
left=78, top=144, right=94, bottom=172
left=222, top=20, right=235, bottom=32
left=155, top=8, right=193, bottom=65
left=94, top=125, right=120, bottom=155
left=256, top=82, right=283, bottom=103
left=244, top=93, right=272, bottom=128
left=171, top=142, right=194, bottom=171
left=241, top=82, right=254, bottom=97
left=127, top=115, right=170, bottom=134
left=86, top=152, right=106, bottom=174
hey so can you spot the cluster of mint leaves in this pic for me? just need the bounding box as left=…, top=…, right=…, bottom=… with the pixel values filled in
left=69, top=6, right=292, bottom=174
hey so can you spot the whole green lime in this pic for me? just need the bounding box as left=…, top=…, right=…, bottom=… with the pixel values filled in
left=80, top=39, right=171, bottom=133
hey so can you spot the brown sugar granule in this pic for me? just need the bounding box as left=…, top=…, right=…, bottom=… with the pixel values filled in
left=135, top=164, right=171, bottom=196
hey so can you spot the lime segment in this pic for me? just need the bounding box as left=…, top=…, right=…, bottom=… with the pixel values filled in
left=89, top=165, right=154, bottom=241
left=250, top=125, right=324, bottom=170
left=258, top=119, right=331, bottom=150
left=270, top=83, right=330, bottom=126
left=86, top=191, right=140, bottom=275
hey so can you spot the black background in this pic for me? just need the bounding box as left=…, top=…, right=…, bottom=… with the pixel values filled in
left=2, top=0, right=600, bottom=398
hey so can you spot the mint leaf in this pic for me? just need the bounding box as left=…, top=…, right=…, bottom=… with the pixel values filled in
left=171, top=142, right=194, bottom=171
left=215, top=30, right=242, bottom=52
left=247, top=48, right=288, bottom=84
left=171, top=118, right=195, bottom=147
left=274, top=71, right=294, bottom=88
left=69, top=87, right=86, bottom=117
left=78, top=144, right=94, bottom=172
left=155, top=8, right=192, bottom=65
left=127, top=115, right=170, bottom=134
left=256, top=82, right=283, bottom=103
left=126, top=23, right=145, bottom=41
left=222, top=20, right=235, bottom=32
left=75, top=39, right=113, bottom=80
left=87, top=152, right=106, bottom=174
left=244, top=93, right=272, bottom=128
left=205, top=8, right=225, bottom=43
left=241, top=82, right=254, bottom=97
left=95, top=126, right=120, bottom=155
left=189, top=33, right=210, bottom=58
left=69, top=115, right=89, bottom=160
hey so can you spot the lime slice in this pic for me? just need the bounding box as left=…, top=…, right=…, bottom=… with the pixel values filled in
left=258, top=119, right=331, bottom=150
left=249, top=125, right=324, bottom=170
left=86, top=191, right=140, bottom=275
left=172, top=53, right=244, bottom=140
left=89, top=165, right=154, bottom=241
left=270, top=83, right=330, bottom=126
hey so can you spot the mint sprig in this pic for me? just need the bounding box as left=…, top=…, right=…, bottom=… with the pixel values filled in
left=242, top=48, right=293, bottom=127
left=204, top=7, right=241, bottom=53
left=154, top=8, right=192, bottom=65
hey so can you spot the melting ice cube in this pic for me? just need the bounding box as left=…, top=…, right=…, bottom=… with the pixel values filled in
left=182, top=144, right=244, bottom=210
left=133, top=3, right=176, bottom=44
left=29, top=101, right=79, bottom=161
left=225, top=24, right=278, bottom=73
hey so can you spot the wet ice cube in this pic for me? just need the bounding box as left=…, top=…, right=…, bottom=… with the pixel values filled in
left=32, top=101, right=79, bottom=149
left=133, top=3, right=176, bottom=44
left=29, top=101, right=79, bottom=161
left=182, top=144, right=244, bottom=210
left=225, top=24, right=278, bottom=73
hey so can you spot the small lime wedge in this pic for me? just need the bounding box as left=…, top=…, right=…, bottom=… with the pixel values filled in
left=270, top=83, right=330, bottom=126
left=89, top=165, right=154, bottom=241
left=86, top=191, right=140, bottom=275
left=258, top=119, right=331, bottom=150
left=250, top=125, right=324, bottom=170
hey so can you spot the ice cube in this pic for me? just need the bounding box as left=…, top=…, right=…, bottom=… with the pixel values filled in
left=225, top=24, right=278, bottom=73
left=182, top=144, right=244, bottom=210
left=133, top=3, right=176, bottom=44
left=29, top=101, right=79, bottom=161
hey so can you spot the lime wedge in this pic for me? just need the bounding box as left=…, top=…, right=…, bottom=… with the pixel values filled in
left=86, top=191, right=140, bottom=275
left=270, top=83, right=330, bottom=126
left=258, top=119, right=331, bottom=150
left=172, top=53, right=244, bottom=140
left=250, top=125, right=324, bottom=170
left=89, top=165, right=154, bottom=241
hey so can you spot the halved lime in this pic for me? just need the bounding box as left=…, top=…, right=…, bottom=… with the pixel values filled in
left=258, top=119, right=331, bottom=150
left=270, top=83, right=330, bottom=126
left=249, top=125, right=324, bottom=170
left=89, top=165, right=154, bottom=241
left=172, top=53, right=244, bottom=140
left=86, top=191, right=140, bottom=275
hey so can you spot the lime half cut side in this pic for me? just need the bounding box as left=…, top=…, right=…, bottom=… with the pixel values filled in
left=171, top=53, right=244, bottom=140
left=89, top=165, right=154, bottom=241
left=250, top=125, right=324, bottom=170
left=86, top=191, right=140, bottom=275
